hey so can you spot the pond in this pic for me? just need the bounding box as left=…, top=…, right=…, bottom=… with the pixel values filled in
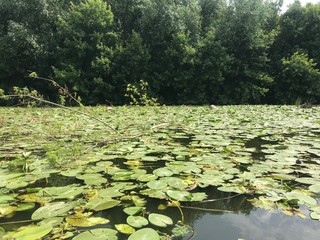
left=0, top=106, right=319, bottom=240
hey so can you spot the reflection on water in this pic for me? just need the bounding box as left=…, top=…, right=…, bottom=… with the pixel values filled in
left=190, top=208, right=320, bottom=240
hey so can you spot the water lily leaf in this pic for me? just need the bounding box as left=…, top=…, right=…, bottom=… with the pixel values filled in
left=38, top=217, right=64, bottom=227
left=3, top=224, right=52, bottom=240
left=16, top=202, right=35, bottom=211
left=147, top=180, right=167, bottom=190
left=0, top=204, right=17, bottom=217
left=163, top=177, right=188, bottom=190
left=86, top=199, right=120, bottom=211
left=128, top=228, right=160, bottom=240
left=98, top=188, right=124, bottom=198
left=66, top=216, right=109, bottom=227
left=123, top=206, right=145, bottom=216
left=218, top=185, right=246, bottom=194
left=190, top=192, right=207, bottom=201
left=153, top=168, right=173, bottom=177
left=309, top=184, right=320, bottom=193
left=137, top=174, right=157, bottom=182
left=0, top=195, right=15, bottom=203
left=295, top=177, right=320, bottom=185
left=310, top=211, right=320, bottom=220
left=37, top=185, right=84, bottom=200
left=285, top=192, right=317, bottom=207
left=72, top=228, right=118, bottom=240
left=31, top=202, right=76, bottom=220
left=148, top=213, right=173, bottom=227
left=139, top=189, right=167, bottom=199
left=127, top=216, right=148, bottom=228
left=115, top=224, right=135, bottom=234
left=167, top=190, right=192, bottom=201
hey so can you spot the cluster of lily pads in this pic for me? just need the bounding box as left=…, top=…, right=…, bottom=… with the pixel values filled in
left=0, top=106, right=319, bottom=239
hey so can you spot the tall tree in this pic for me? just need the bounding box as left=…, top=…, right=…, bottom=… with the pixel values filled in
left=275, top=52, right=320, bottom=104
left=53, top=0, right=118, bottom=104
left=216, top=0, right=276, bottom=104
left=0, top=0, right=58, bottom=90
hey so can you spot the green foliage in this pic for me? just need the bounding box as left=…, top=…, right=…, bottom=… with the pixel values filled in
left=125, top=80, right=159, bottom=106
left=0, top=0, right=320, bottom=105
left=53, top=0, right=117, bottom=104
left=275, top=52, right=320, bottom=103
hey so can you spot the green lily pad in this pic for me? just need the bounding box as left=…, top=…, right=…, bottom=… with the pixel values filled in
left=3, top=224, right=52, bottom=240
left=147, top=180, right=168, bottom=190
left=37, top=186, right=84, bottom=200
left=285, top=192, right=317, bottom=207
left=38, top=217, right=64, bottom=227
left=31, top=202, right=76, bottom=220
left=0, top=195, right=15, bottom=203
left=167, top=190, right=192, bottom=201
left=137, top=174, right=157, bottom=182
left=86, top=199, right=120, bottom=211
left=309, top=184, right=320, bottom=193
left=153, top=168, right=174, bottom=177
left=16, top=202, right=35, bottom=211
left=123, top=206, right=145, bottom=216
left=115, top=224, right=135, bottom=234
left=66, top=216, right=109, bottom=227
left=127, top=216, right=149, bottom=228
left=128, top=228, right=160, bottom=240
left=72, top=228, right=118, bottom=240
left=148, top=213, right=173, bottom=227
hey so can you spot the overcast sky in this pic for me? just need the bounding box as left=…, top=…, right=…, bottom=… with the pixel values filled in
left=282, top=0, right=320, bottom=11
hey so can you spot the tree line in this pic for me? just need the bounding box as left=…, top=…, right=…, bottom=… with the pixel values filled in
left=0, top=0, right=320, bottom=105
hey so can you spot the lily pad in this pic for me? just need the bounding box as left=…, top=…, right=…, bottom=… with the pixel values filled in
left=123, top=206, right=145, bottom=216
left=66, top=216, right=109, bottom=227
left=167, top=190, right=192, bottom=201
left=3, top=224, right=52, bottom=240
left=148, top=213, right=173, bottom=227
left=31, top=202, right=76, bottom=220
left=115, top=224, right=135, bottom=234
left=128, top=228, right=160, bottom=240
left=72, top=228, right=118, bottom=240
left=86, top=199, right=120, bottom=211
left=309, top=184, right=320, bottom=193
left=127, top=216, right=149, bottom=228
left=147, top=180, right=168, bottom=190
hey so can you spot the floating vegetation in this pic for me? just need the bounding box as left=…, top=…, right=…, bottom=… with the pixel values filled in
left=0, top=105, right=319, bottom=239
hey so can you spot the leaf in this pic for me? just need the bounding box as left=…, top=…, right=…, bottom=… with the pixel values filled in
left=309, top=184, right=320, bottom=193
left=166, top=190, right=192, bottom=201
left=128, top=228, right=160, bottom=240
left=123, top=207, right=145, bottom=216
left=3, top=224, right=52, bottom=240
left=72, top=228, right=118, bottom=240
left=66, top=216, right=109, bottom=227
left=16, top=202, right=35, bottom=211
left=147, top=180, right=167, bottom=190
left=127, top=216, right=149, bottom=228
left=148, top=213, right=173, bottom=227
left=115, top=224, right=135, bottom=234
left=37, top=186, right=84, bottom=200
left=31, top=202, right=76, bottom=220
left=85, top=199, right=120, bottom=211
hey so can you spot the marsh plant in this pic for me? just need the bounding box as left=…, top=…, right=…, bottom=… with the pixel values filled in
left=125, top=80, right=159, bottom=106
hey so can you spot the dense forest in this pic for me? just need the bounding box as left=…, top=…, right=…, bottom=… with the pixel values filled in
left=0, top=0, right=320, bottom=105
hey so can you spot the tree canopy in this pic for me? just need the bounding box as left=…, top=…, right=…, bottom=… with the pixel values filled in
left=0, top=0, right=319, bottom=105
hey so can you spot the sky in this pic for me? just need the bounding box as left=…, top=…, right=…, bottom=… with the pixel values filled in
left=282, top=0, right=320, bottom=12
